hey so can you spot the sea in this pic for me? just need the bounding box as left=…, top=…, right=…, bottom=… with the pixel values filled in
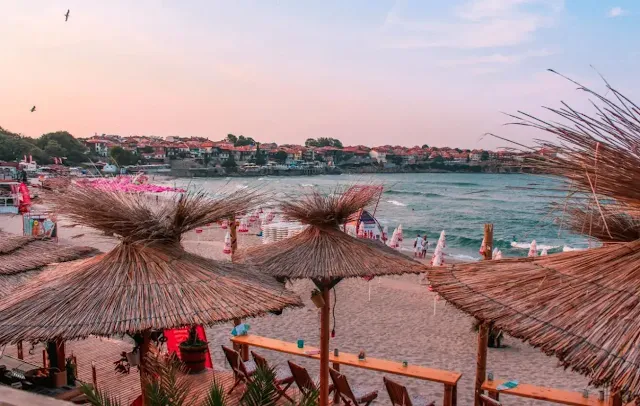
left=170, top=173, right=591, bottom=262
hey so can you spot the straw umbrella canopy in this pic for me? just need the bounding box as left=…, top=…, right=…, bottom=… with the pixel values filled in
left=234, top=185, right=425, bottom=406
left=430, top=73, right=640, bottom=399
left=0, top=187, right=302, bottom=397
left=0, top=233, right=98, bottom=295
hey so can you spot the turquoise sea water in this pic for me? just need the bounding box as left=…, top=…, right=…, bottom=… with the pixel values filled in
left=173, top=173, right=590, bottom=261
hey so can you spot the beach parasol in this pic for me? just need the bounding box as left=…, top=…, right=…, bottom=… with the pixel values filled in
left=0, top=187, right=302, bottom=400
left=234, top=185, right=425, bottom=406
left=492, top=249, right=502, bottom=260
left=430, top=230, right=446, bottom=266
left=540, top=247, right=548, bottom=256
left=0, top=233, right=98, bottom=295
left=430, top=72, right=640, bottom=401
left=527, top=240, right=537, bottom=257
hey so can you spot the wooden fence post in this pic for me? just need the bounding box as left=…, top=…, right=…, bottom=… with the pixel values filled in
left=475, top=224, right=493, bottom=406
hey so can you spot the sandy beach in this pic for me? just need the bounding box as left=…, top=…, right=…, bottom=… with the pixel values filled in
left=0, top=203, right=592, bottom=405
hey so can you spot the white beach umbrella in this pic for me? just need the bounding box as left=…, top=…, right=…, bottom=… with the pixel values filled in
left=430, top=230, right=446, bottom=266
left=479, top=236, right=487, bottom=256
left=381, top=225, right=389, bottom=243
left=223, top=231, right=232, bottom=254
left=528, top=240, right=538, bottom=257
left=493, top=249, right=503, bottom=260
left=540, top=247, right=548, bottom=256
left=397, top=224, right=404, bottom=242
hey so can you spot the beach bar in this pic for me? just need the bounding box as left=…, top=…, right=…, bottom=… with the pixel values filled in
left=231, top=334, right=462, bottom=406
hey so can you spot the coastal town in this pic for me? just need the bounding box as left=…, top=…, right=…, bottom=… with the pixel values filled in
left=78, top=133, right=553, bottom=176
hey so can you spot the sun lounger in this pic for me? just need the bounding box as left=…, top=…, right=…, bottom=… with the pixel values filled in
left=329, top=367, right=378, bottom=406
left=384, top=376, right=435, bottom=406
left=251, top=350, right=294, bottom=402
left=222, top=345, right=257, bottom=394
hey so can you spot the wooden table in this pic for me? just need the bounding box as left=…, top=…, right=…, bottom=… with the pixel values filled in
left=482, top=380, right=625, bottom=406
left=232, top=334, right=462, bottom=406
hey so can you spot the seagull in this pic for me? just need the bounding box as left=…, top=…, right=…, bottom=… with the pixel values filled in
left=30, top=106, right=36, bottom=113
left=64, top=9, right=70, bottom=22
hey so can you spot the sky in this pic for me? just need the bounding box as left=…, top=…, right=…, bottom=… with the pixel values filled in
left=1, top=0, right=638, bottom=149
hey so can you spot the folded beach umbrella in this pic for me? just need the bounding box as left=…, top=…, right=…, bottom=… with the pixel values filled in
left=234, top=185, right=425, bottom=406
left=0, top=187, right=302, bottom=402
left=527, top=240, right=537, bottom=257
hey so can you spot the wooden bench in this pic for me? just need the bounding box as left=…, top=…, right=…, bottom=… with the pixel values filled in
left=232, top=334, right=461, bottom=406
left=482, top=380, right=627, bottom=406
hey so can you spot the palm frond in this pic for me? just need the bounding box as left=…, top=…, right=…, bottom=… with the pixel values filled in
left=240, top=365, right=279, bottom=406
left=80, top=383, right=124, bottom=406
left=201, top=379, right=228, bottom=406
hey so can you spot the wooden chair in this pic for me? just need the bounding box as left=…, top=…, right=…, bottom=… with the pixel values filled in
left=287, top=360, right=334, bottom=397
left=480, top=394, right=502, bottom=406
left=221, top=345, right=257, bottom=394
left=384, top=376, right=435, bottom=406
left=251, top=351, right=294, bottom=402
left=329, top=367, right=378, bottom=406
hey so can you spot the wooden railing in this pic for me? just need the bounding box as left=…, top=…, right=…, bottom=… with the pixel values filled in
left=231, top=334, right=462, bottom=406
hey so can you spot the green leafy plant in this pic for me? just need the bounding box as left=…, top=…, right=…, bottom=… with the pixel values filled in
left=240, top=365, right=278, bottom=406
left=179, top=326, right=207, bottom=349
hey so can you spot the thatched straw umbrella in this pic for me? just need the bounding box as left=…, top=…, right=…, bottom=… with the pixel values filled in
left=0, top=187, right=302, bottom=400
left=431, top=72, right=640, bottom=402
left=234, top=185, right=425, bottom=406
left=0, top=233, right=98, bottom=295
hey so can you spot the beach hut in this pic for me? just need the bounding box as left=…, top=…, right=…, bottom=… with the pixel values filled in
left=234, top=185, right=425, bottom=406
left=0, top=187, right=302, bottom=402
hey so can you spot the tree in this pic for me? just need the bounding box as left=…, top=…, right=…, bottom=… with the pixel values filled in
left=432, top=155, right=445, bottom=164
left=142, top=146, right=154, bottom=153
left=110, top=146, right=139, bottom=166
left=37, top=131, right=87, bottom=164
left=391, top=155, right=404, bottom=166
left=255, top=144, right=266, bottom=165
left=226, top=134, right=238, bottom=144
left=481, top=151, right=490, bottom=161
left=421, top=144, right=429, bottom=149
left=455, top=148, right=462, bottom=153
left=305, top=138, right=318, bottom=147
left=309, top=137, right=343, bottom=148
left=234, top=135, right=255, bottom=147
left=44, top=140, right=67, bottom=158
left=274, top=150, right=288, bottom=164
left=222, top=154, right=237, bottom=169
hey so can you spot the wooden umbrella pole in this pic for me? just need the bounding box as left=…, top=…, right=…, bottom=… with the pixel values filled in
left=138, top=331, right=151, bottom=406
left=475, top=224, right=493, bottom=406
left=319, top=284, right=331, bottom=406
left=229, top=217, right=249, bottom=360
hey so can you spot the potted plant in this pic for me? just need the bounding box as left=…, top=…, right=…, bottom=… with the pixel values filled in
left=179, top=326, right=208, bottom=374
left=310, top=288, right=325, bottom=308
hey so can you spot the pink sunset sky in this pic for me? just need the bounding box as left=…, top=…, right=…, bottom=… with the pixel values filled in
left=1, top=0, right=638, bottom=148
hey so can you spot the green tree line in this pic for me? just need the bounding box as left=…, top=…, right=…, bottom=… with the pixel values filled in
left=0, top=127, right=88, bottom=165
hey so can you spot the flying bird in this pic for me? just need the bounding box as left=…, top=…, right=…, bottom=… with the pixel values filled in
left=65, top=9, right=70, bottom=22
left=30, top=106, right=36, bottom=113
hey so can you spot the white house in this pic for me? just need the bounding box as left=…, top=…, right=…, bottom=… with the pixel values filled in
left=369, top=149, right=387, bottom=163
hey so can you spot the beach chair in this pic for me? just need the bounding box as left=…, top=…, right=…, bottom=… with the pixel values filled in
left=329, top=368, right=378, bottom=406
left=287, top=360, right=334, bottom=397
left=221, top=345, right=257, bottom=394
left=384, top=376, right=435, bottom=406
left=480, top=394, right=502, bottom=406
left=251, top=351, right=294, bottom=402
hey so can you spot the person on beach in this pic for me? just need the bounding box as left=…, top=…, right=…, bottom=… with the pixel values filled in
left=421, top=235, right=428, bottom=258
left=413, top=234, right=421, bottom=257
left=414, top=235, right=424, bottom=258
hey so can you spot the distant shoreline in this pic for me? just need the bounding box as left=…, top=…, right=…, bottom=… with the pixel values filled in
left=170, top=165, right=534, bottom=178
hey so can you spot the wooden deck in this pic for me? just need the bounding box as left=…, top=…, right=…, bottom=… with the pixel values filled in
left=2, top=337, right=296, bottom=405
